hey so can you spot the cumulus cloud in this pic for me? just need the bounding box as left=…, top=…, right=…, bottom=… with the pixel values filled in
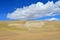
left=45, top=18, right=60, bottom=21
left=7, top=1, right=60, bottom=20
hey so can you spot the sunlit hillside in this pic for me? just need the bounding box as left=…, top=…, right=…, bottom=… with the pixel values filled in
left=0, top=20, right=60, bottom=31
left=0, top=20, right=60, bottom=40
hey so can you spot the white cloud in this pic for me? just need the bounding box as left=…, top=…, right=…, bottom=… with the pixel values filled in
left=45, top=18, right=60, bottom=21
left=55, top=1, right=60, bottom=7
left=7, top=1, right=60, bottom=20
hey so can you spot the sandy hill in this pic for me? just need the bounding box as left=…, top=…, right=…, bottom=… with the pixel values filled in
left=0, top=20, right=60, bottom=31
left=0, top=20, right=60, bottom=40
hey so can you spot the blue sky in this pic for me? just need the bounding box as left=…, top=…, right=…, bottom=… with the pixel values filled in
left=0, top=0, right=60, bottom=20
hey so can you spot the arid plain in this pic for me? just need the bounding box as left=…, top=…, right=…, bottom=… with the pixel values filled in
left=0, top=20, right=60, bottom=40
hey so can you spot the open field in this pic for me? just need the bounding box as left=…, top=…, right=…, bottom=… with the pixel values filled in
left=0, top=20, right=60, bottom=40
left=0, top=30, right=60, bottom=40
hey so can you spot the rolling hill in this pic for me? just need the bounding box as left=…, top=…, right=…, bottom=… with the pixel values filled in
left=0, top=20, right=60, bottom=31
left=0, top=20, right=60, bottom=40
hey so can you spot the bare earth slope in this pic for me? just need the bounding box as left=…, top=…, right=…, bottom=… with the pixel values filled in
left=0, top=20, right=60, bottom=40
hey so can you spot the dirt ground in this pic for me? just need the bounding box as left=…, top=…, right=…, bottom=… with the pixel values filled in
left=0, top=30, right=60, bottom=40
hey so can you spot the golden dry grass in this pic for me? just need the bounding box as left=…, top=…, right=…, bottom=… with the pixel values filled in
left=0, top=30, right=60, bottom=40
left=0, top=20, right=60, bottom=40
